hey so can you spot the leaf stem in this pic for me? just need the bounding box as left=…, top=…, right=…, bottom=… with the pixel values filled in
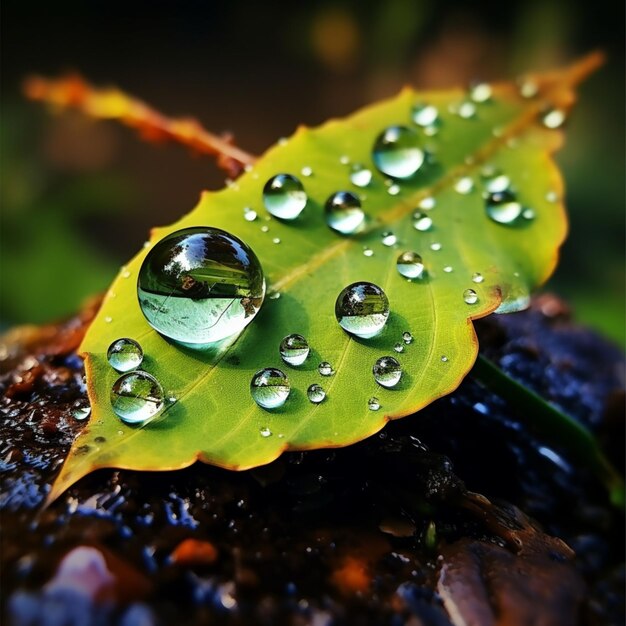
left=471, top=354, right=624, bottom=510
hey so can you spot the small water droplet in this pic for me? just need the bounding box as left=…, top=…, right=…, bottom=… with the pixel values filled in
left=372, top=126, right=424, bottom=179
left=463, top=288, right=478, bottom=304
left=279, top=334, right=310, bottom=366
left=349, top=164, right=372, bottom=188
left=485, top=174, right=511, bottom=193
left=412, top=103, right=439, bottom=127
left=443, top=266, right=453, bottom=273
left=545, top=191, right=558, bottom=203
left=469, top=82, right=492, bottom=103
left=387, top=184, right=400, bottom=196
left=335, top=282, right=390, bottom=338
left=412, top=212, right=433, bottom=232
left=339, top=155, right=350, bottom=165
left=441, top=355, right=449, bottom=362
left=396, top=251, right=425, bottom=279
left=318, top=362, right=334, bottom=376
left=121, top=268, right=131, bottom=279
left=301, top=166, right=313, bottom=177
left=71, top=401, right=91, bottom=421
left=430, top=242, right=442, bottom=251
left=541, top=108, right=566, bottom=129
left=363, top=246, right=374, bottom=257
left=307, top=384, right=326, bottom=404
left=262, top=174, right=307, bottom=220
left=325, top=191, right=365, bottom=235
left=138, top=227, right=265, bottom=344
left=394, top=342, right=404, bottom=353
left=485, top=190, right=523, bottom=225
left=107, top=338, right=143, bottom=372
left=522, top=208, right=535, bottom=220
left=277, top=137, right=288, bottom=146
left=243, top=207, right=257, bottom=222
left=269, top=291, right=281, bottom=300
left=250, top=368, right=290, bottom=409
left=260, top=426, right=272, bottom=438
left=458, top=101, right=476, bottom=119
left=261, top=225, right=269, bottom=233
left=424, top=125, right=438, bottom=136
left=368, top=397, right=381, bottom=411
left=373, top=356, right=402, bottom=388
left=110, top=371, right=165, bottom=425
left=518, top=77, right=539, bottom=98
left=381, top=231, right=397, bottom=246
left=454, top=177, right=474, bottom=194
left=104, top=316, right=113, bottom=323
left=272, top=237, right=281, bottom=244
left=418, top=196, right=436, bottom=210
left=472, top=272, right=484, bottom=283
left=402, top=331, right=413, bottom=344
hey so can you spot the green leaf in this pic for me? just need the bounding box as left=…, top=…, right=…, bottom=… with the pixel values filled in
left=49, top=56, right=601, bottom=501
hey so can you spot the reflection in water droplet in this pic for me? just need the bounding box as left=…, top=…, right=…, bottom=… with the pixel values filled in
left=381, top=231, right=397, bottom=246
left=71, top=401, right=91, bottom=421
left=373, top=356, right=402, bottom=388
left=104, top=316, right=113, bottom=323
left=243, top=207, right=257, bottom=222
left=262, top=174, right=307, bottom=220
left=430, top=242, right=442, bottom=251
left=443, top=266, right=453, bottom=273
left=394, top=343, right=404, bottom=353
left=458, top=102, right=476, bottom=119
left=387, top=184, right=400, bottom=196
left=250, top=368, right=290, bottom=409
left=470, top=82, right=492, bottom=103
left=261, top=225, right=269, bottom=233
left=485, top=190, right=523, bottom=225
left=340, top=155, right=350, bottom=165
left=454, top=177, right=474, bottom=194
left=350, top=164, right=372, bottom=188
left=522, top=208, right=535, bottom=220
left=307, top=384, right=326, bottom=404
left=418, top=196, right=436, bottom=210
left=110, top=371, right=165, bottom=425
left=325, top=191, right=365, bottom=235
left=368, top=397, right=381, bottom=411
left=541, top=108, right=566, bottom=129
left=272, top=237, right=281, bottom=244
left=372, top=126, right=424, bottom=179
left=412, top=104, right=439, bottom=127
left=363, top=247, right=374, bottom=257
left=279, top=334, right=310, bottom=366
left=137, top=227, right=265, bottom=344
left=545, top=191, right=558, bottom=203
left=301, top=166, right=313, bottom=177
left=318, top=362, right=334, bottom=376
left=441, top=355, right=449, bottom=362
left=269, top=291, right=281, bottom=300
left=472, top=272, right=484, bottom=283
left=396, top=251, right=425, bottom=279
left=412, top=212, right=432, bottom=232
left=463, top=289, right=478, bottom=304
left=485, top=174, right=511, bottom=193
left=107, top=338, right=144, bottom=372
left=402, top=331, right=413, bottom=344
left=335, top=282, right=390, bottom=338
left=260, top=426, right=272, bottom=437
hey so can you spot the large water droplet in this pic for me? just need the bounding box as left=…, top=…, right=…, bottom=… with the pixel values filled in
left=307, top=384, right=326, bottom=404
left=138, top=227, right=265, bottom=344
left=368, top=397, right=381, bottom=411
left=107, top=338, right=143, bottom=372
left=350, top=164, right=372, bottom=188
left=318, top=362, right=334, bottom=376
left=250, top=368, right=290, bottom=409
left=541, top=108, right=566, bottom=129
left=372, top=126, right=424, bottom=179
left=396, top=251, right=425, bottom=279
left=279, top=334, right=310, bottom=366
left=373, top=356, right=402, bottom=388
left=335, top=282, right=390, bottom=338
left=485, top=190, right=523, bottom=225
left=412, top=212, right=432, bottom=232
left=411, top=104, right=439, bottom=128
left=262, top=174, right=307, bottom=220
left=325, top=191, right=365, bottom=235
left=463, top=288, right=478, bottom=304
left=110, top=371, right=165, bottom=425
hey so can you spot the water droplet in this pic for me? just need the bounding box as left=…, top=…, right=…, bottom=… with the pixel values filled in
left=430, top=242, right=442, bottom=251
left=396, top=251, right=425, bottom=279
left=261, top=225, right=269, bottom=233
left=262, top=174, right=307, bottom=220
left=458, top=101, right=476, bottom=119
left=418, top=196, right=436, bottom=210
left=469, top=82, right=492, bottom=103
left=250, top=368, right=290, bottom=409
left=472, top=272, right=484, bottom=283
left=545, top=191, right=558, bottom=203
left=485, top=174, right=511, bottom=193
left=107, top=338, right=144, bottom=372
left=301, top=166, right=313, bottom=177
left=402, top=331, right=413, bottom=344
left=518, top=78, right=539, bottom=98
left=411, top=104, right=439, bottom=127
left=307, top=384, right=326, bottom=404
left=363, top=246, right=374, bottom=257
left=368, top=397, right=381, bottom=411
left=269, top=290, right=281, bottom=300
left=137, top=227, right=265, bottom=344
left=104, top=316, right=113, bottom=323
left=339, top=155, right=350, bottom=165
left=443, top=266, right=453, bottom=273
left=121, top=268, right=131, bottom=279
left=71, top=401, right=91, bottom=421
left=522, top=208, right=535, bottom=220
left=325, top=191, right=365, bottom=235
left=260, top=426, right=272, bottom=438
left=412, top=212, right=432, bottom=231
left=463, top=288, right=478, bottom=304
left=279, top=334, right=310, bottom=366
left=381, top=231, right=397, bottom=246
left=335, top=282, right=390, bottom=338
left=349, top=164, right=372, bottom=188
left=441, top=355, right=449, bottom=362
left=394, top=342, right=404, bottom=353
left=318, top=362, right=334, bottom=376
left=541, top=108, right=566, bottom=129
left=372, top=125, right=424, bottom=179
left=373, top=356, right=402, bottom=388
left=277, top=137, right=288, bottom=146
left=387, top=184, right=400, bottom=196
left=243, top=207, right=257, bottom=222
left=272, top=237, right=281, bottom=244
left=485, top=190, right=523, bottom=225
left=454, top=177, right=474, bottom=194
left=110, top=371, right=165, bottom=425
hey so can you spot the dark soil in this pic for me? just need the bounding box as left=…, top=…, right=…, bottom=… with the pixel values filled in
left=1, top=295, right=624, bottom=626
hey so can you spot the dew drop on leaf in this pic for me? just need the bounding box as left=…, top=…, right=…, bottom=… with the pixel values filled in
left=394, top=342, right=404, bottom=353
left=272, top=237, right=281, bottom=244
left=485, top=190, right=523, bottom=225
left=243, top=207, right=257, bottom=222
left=396, top=251, right=425, bottom=279
left=107, top=338, right=144, bottom=372
left=454, top=177, right=474, bottom=194
left=71, top=401, right=91, bottom=422
left=259, top=426, right=272, bottom=438
left=484, top=174, right=511, bottom=194
left=418, top=196, right=436, bottom=210
left=349, top=164, right=372, bottom=188
left=472, top=272, right=484, bottom=283
left=372, top=125, right=424, bottom=179
left=368, top=397, right=381, bottom=411
left=541, top=108, right=566, bottom=129
left=402, top=331, right=413, bottom=344
left=518, top=77, right=539, bottom=98
left=318, top=362, right=334, bottom=376
left=443, top=266, right=453, bottom=273
left=469, top=82, right=492, bottom=103
left=324, top=191, right=365, bottom=235
left=387, top=183, right=400, bottom=196
left=441, top=355, right=449, bottom=362
left=110, top=371, right=165, bottom=425
left=250, top=368, right=290, bottom=409
left=262, top=173, right=307, bottom=220
left=381, top=231, right=397, bottom=246
left=362, top=246, right=374, bottom=257
left=522, top=208, right=535, bottom=220
left=279, top=334, right=310, bottom=366
left=458, top=101, right=477, bottom=119
left=373, top=356, right=402, bottom=388
left=430, top=242, right=442, bottom=251
left=411, top=103, right=439, bottom=127
left=335, top=282, right=390, bottom=338
left=301, top=166, right=313, bottom=177
left=307, top=384, right=326, bottom=404
left=137, top=227, right=265, bottom=345
left=463, top=288, right=479, bottom=304
left=412, top=212, right=432, bottom=231
left=545, top=191, right=559, bottom=203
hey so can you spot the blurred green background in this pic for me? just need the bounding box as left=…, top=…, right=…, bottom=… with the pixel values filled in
left=1, top=0, right=624, bottom=345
